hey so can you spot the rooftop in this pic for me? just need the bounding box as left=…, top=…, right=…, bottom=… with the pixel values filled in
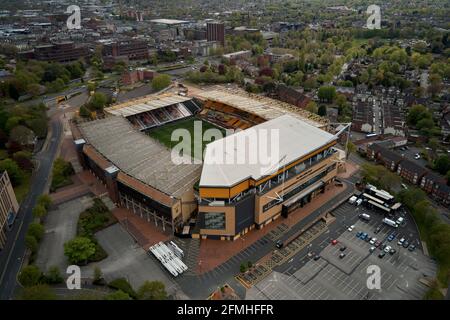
left=105, top=94, right=192, bottom=117
left=196, top=89, right=328, bottom=128
left=150, top=19, right=189, bottom=25
left=200, top=115, right=337, bottom=188
left=79, top=116, right=202, bottom=198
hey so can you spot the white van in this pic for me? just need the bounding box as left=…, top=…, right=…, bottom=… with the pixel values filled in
left=382, top=218, right=398, bottom=228
left=359, top=213, right=371, bottom=221
left=349, top=196, right=358, bottom=204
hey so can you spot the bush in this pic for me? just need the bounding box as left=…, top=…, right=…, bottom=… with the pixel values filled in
left=25, top=235, right=38, bottom=253
left=18, top=265, right=42, bottom=287
left=137, top=281, right=167, bottom=300
left=105, top=290, right=131, bottom=300
left=77, top=199, right=115, bottom=238
left=44, top=266, right=64, bottom=284
left=240, top=263, right=247, bottom=273
left=37, top=194, right=52, bottom=210
left=108, top=278, right=137, bottom=299
left=64, top=236, right=96, bottom=265
left=50, top=157, right=74, bottom=191
left=27, top=222, right=44, bottom=241
left=151, top=74, right=171, bottom=91
left=92, top=266, right=105, bottom=285
left=32, top=204, right=47, bottom=219
left=18, top=284, right=56, bottom=300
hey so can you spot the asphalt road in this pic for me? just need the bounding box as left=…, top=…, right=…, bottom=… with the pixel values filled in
left=0, top=90, right=87, bottom=299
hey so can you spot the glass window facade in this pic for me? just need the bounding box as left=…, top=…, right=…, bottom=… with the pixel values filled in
left=203, top=212, right=226, bottom=230
left=262, top=163, right=336, bottom=212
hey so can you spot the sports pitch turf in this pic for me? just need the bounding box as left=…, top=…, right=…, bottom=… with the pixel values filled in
left=147, top=117, right=225, bottom=160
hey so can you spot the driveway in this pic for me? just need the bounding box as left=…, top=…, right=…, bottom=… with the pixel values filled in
left=35, top=195, right=94, bottom=272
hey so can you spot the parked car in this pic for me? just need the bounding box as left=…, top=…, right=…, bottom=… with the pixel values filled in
left=365, top=236, right=371, bottom=242
left=339, top=246, right=347, bottom=252
left=374, top=241, right=381, bottom=247
left=408, top=245, right=416, bottom=252
left=356, top=231, right=362, bottom=238
left=398, top=238, right=405, bottom=246
left=347, top=225, right=355, bottom=232
left=314, top=255, right=321, bottom=261
left=378, top=251, right=386, bottom=258
left=369, top=237, right=377, bottom=245
left=389, top=248, right=396, bottom=255
left=402, top=241, right=410, bottom=248
left=381, top=243, right=387, bottom=250
left=276, top=240, right=283, bottom=249
left=369, top=246, right=376, bottom=253
left=331, top=239, right=338, bottom=245
left=396, top=217, right=405, bottom=225
left=387, top=234, right=395, bottom=242
left=384, top=245, right=392, bottom=253
left=339, top=253, right=346, bottom=259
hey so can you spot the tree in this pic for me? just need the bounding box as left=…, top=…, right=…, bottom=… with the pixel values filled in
left=318, top=86, right=336, bottom=103
left=318, top=105, right=327, bottom=116
left=89, top=92, right=107, bottom=111
left=45, top=266, right=63, bottom=284
left=37, top=194, right=52, bottom=210
left=108, top=278, right=137, bottom=299
left=151, top=74, right=171, bottom=91
left=407, top=104, right=432, bottom=127
left=346, top=141, right=356, bottom=159
left=79, top=105, right=91, bottom=118
left=25, top=235, right=38, bottom=253
left=137, top=281, right=168, bottom=300
left=32, top=204, right=47, bottom=219
left=18, top=265, right=42, bottom=287
left=9, top=125, right=36, bottom=147
left=428, top=73, right=443, bottom=97
left=240, top=263, right=247, bottom=273
left=93, top=266, right=104, bottom=285
left=434, top=155, right=450, bottom=175
left=27, top=222, right=44, bottom=241
left=18, top=284, right=56, bottom=300
left=0, top=158, right=24, bottom=186
left=305, top=101, right=318, bottom=114
left=64, top=236, right=96, bottom=265
left=105, top=290, right=131, bottom=300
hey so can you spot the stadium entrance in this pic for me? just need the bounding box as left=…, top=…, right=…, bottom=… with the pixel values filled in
left=281, top=181, right=325, bottom=218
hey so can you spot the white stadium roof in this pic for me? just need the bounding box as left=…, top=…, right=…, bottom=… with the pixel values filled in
left=199, top=114, right=337, bottom=188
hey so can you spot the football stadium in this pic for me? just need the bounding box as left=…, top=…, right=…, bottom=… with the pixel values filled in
left=72, top=88, right=345, bottom=240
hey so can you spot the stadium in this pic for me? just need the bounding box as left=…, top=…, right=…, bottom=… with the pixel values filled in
left=72, top=88, right=345, bottom=240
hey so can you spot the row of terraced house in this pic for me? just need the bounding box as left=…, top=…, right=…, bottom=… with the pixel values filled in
left=367, top=143, right=450, bottom=207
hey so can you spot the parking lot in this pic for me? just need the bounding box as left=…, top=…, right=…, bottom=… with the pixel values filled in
left=246, top=200, right=437, bottom=300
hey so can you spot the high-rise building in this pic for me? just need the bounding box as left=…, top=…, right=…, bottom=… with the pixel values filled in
left=206, top=22, right=225, bottom=46
left=0, top=171, right=19, bottom=250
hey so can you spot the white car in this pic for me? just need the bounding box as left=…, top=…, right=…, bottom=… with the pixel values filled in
left=414, top=154, right=421, bottom=160
left=369, top=238, right=377, bottom=245
left=347, top=225, right=355, bottom=232
left=398, top=238, right=405, bottom=245
left=384, top=245, right=392, bottom=253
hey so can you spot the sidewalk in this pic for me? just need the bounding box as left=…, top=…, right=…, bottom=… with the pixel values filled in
left=197, top=183, right=350, bottom=274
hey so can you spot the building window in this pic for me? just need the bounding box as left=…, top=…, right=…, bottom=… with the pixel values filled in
left=203, top=212, right=226, bottom=230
